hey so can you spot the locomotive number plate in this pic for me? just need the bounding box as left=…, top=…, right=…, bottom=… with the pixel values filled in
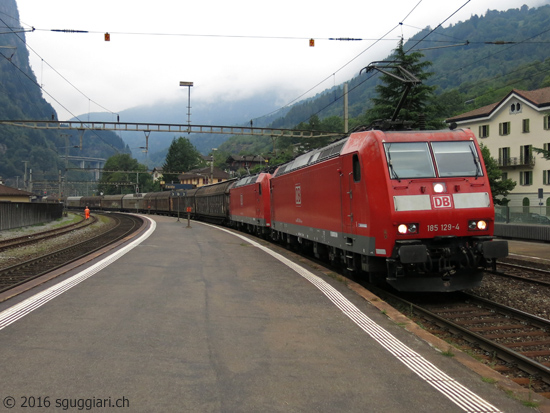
left=427, top=223, right=460, bottom=232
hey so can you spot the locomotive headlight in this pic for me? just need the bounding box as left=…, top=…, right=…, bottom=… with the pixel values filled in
left=477, top=220, right=487, bottom=230
left=398, top=223, right=419, bottom=235
left=433, top=183, right=446, bottom=193
left=469, top=220, right=488, bottom=231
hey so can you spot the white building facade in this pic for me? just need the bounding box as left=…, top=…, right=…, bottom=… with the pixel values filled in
left=447, top=87, right=550, bottom=209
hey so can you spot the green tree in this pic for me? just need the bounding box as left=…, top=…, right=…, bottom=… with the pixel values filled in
left=162, top=137, right=203, bottom=183
left=480, top=144, right=516, bottom=205
left=98, top=154, right=152, bottom=195
left=365, top=39, right=438, bottom=128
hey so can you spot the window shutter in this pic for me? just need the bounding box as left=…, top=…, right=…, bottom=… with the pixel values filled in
left=520, top=146, right=524, bottom=164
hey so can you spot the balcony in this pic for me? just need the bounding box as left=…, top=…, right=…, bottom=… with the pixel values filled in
left=498, top=156, right=536, bottom=169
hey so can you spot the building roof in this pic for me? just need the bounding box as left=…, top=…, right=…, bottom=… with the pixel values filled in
left=178, top=166, right=230, bottom=180
left=0, top=184, right=34, bottom=197
left=446, top=86, right=550, bottom=123
left=226, top=155, right=265, bottom=163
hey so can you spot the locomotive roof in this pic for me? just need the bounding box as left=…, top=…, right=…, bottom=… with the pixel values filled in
left=273, top=138, right=349, bottom=177
left=234, top=174, right=260, bottom=188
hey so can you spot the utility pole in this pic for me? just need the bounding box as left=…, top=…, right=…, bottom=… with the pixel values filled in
left=180, top=81, right=194, bottom=132
left=22, top=160, right=28, bottom=191
left=344, top=82, right=349, bottom=134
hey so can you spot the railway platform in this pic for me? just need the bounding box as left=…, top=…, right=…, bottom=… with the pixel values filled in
left=0, top=215, right=547, bottom=412
left=507, top=239, right=550, bottom=264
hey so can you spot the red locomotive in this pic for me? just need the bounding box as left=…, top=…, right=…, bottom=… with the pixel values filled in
left=65, top=128, right=508, bottom=292
left=229, top=172, right=272, bottom=236
left=269, top=128, right=508, bottom=292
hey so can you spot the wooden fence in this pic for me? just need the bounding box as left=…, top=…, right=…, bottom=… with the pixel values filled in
left=0, top=202, right=64, bottom=231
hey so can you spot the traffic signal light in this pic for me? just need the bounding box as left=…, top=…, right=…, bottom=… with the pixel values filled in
left=105, top=33, right=110, bottom=41
left=309, top=38, right=315, bottom=47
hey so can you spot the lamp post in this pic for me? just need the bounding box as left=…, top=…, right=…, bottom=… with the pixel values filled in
left=210, top=148, right=217, bottom=184
left=179, top=81, right=193, bottom=131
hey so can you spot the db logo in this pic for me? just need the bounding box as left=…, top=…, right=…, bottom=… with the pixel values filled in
left=432, top=195, right=453, bottom=209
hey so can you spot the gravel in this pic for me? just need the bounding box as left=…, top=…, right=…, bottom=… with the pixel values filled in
left=468, top=272, right=550, bottom=320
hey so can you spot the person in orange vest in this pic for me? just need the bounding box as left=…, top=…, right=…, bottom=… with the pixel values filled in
left=85, top=206, right=90, bottom=220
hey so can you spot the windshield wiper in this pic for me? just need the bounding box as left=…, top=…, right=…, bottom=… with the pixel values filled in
left=469, top=145, right=481, bottom=180
left=386, top=146, right=400, bottom=181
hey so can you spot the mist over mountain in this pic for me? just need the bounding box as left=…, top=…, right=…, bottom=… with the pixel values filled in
left=80, top=91, right=288, bottom=167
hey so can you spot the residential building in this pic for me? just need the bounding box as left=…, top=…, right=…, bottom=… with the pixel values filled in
left=151, top=167, right=163, bottom=182
left=446, top=87, right=550, bottom=208
left=225, top=155, right=267, bottom=173
left=178, top=166, right=230, bottom=188
left=0, top=184, right=35, bottom=202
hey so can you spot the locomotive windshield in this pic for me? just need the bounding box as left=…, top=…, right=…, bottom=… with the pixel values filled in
left=432, top=141, right=483, bottom=177
left=384, top=141, right=483, bottom=179
left=383, top=142, right=436, bottom=179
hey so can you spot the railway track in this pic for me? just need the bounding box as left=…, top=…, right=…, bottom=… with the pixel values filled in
left=0, top=213, right=143, bottom=294
left=495, top=261, right=550, bottom=287
left=0, top=213, right=95, bottom=252
left=374, top=287, right=550, bottom=399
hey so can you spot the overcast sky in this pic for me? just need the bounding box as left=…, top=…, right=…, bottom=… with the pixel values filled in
left=14, top=0, right=550, bottom=121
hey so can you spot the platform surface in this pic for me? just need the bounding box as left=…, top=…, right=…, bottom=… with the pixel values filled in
left=0, top=215, right=541, bottom=412
left=507, top=238, right=550, bottom=263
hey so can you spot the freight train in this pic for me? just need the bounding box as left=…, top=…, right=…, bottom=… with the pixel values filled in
left=66, top=128, right=508, bottom=292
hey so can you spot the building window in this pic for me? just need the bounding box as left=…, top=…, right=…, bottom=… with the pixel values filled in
left=520, top=145, right=533, bottom=166
left=544, top=170, right=550, bottom=185
left=544, top=115, right=550, bottom=130
left=498, top=147, right=511, bottom=166
left=478, top=125, right=489, bottom=138
left=520, top=171, right=533, bottom=186
left=499, top=121, right=511, bottom=135
left=522, top=118, right=530, bottom=133
left=510, top=103, right=522, bottom=113
left=501, top=172, right=508, bottom=180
